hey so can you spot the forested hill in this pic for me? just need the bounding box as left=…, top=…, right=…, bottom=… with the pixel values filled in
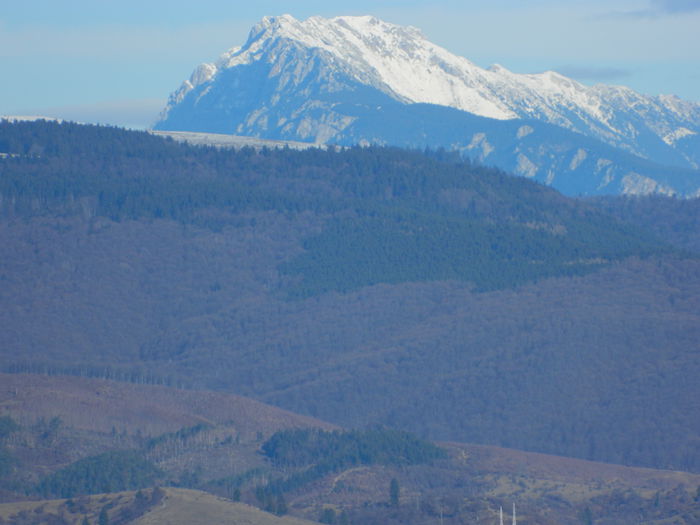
left=1, top=120, right=699, bottom=475
left=0, top=119, right=669, bottom=293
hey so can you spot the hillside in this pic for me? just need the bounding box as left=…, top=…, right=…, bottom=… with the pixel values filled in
left=587, top=195, right=700, bottom=253
left=0, top=373, right=334, bottom=438
left=0, top=373, right=334, bottom=501
left=133, top=488, right=319, bottom=525
left=0, top=487, right=320, bottom=525
left=1, top=375, right=699, bottom=524
left=149, top=130, right=325, bottom=151
left=1, top=120, right=699, bottom=477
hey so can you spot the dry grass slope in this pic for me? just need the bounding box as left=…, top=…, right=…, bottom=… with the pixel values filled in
left=0, top=488, right=319, bottom=525
left=1, top=374, right=699, bottom=523
left=133, top=487, right=318, bottom=525
left=0, top=373, right=335, bottom=439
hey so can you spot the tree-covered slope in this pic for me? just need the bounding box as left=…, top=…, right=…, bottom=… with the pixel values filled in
left=1, top=120, right=699, bottom=475
left=0, top=120, right=668, bottom=294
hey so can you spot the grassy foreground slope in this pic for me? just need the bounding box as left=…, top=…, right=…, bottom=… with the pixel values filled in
left=133, top=488, right=318, bottom=525
left=0, top=488, right=319, bottom=525
left=1, top=375, right=700, bottom=524
left=0, top=373, right=334, bottom=438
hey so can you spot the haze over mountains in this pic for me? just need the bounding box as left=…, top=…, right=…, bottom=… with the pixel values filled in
left=155, top=14, right=700, bottom=197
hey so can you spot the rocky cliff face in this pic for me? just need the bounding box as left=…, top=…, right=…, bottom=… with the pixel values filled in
left=155, top=15, right=700, bottom=197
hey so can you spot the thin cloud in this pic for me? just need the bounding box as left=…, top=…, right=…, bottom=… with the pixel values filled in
left=0, top=20, right=251, bottom=60
left=603, top=0, right=700, bottom=18
left=652, top=0, right=700, bottom=13
left=14, top=98, right=166, bottom=129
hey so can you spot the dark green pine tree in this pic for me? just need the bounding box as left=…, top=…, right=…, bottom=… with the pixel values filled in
left=98, top=505, right=109, bottom=525
left=390, top=478, right=400, bottom=507
left=275, top=492, right=287, bottom=516
left=319, top=508, right=336, bottom=524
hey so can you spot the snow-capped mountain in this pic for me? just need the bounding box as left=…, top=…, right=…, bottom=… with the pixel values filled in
left=155, top=15, right=700, bottom=196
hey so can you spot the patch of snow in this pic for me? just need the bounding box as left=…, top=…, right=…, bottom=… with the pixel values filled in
left=516, top=125, right=534, bottom=139
left=662, top=127, right=697, bottom=145
left=149, top=130, right=323, bottom=150
left=466, top=132, right=494, bottom=159
left=621, top=173, right=676, bottom=196
left=595, top=158, right=613, bottom=174
left=545, top=169, right=556, bottom=185
left=597, top=171, right=615, bottom=190
left=569, top=148, right=587, bottom=170
left=516, top=154, right=538, bottom=178
left=2, top=115, right=63, bottom=123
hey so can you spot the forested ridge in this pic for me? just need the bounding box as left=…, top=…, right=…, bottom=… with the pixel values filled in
left=36, top=450, right=162, bottom=499
left=1, top=120, right=699, bottom=478
left=0, top=119, right=671, bottom=294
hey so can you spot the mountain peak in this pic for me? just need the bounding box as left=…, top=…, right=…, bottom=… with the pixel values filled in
left=155, top=14, right=700, bottom=195
left=212, top=14, right=515, bottom=120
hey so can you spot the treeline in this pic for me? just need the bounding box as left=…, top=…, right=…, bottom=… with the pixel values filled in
left=587, top=194, right=700, bottom=253
left=205, top=467, right=269, bottom=501
left=262, top=427, right=446, bottom=468
left=0, top=119, right=550, bottom=223
left=36, top=450, right=162, bottom=498
left=0, top=416, right=19, bottom=479
left=0, top=120, right=673, bottom=293
left=144, top=423, right=211, bottom=451
left=2, top=361, right=188, bottom=389
left=259, top=427, right=446, bottom=494
left=282, top=210, right=664, bottom=295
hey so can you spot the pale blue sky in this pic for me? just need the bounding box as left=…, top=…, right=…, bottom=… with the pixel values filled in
left=2, top=0, right=699, bottom=128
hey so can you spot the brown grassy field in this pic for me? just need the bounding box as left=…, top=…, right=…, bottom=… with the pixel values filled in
left=0, top=488, right=319, bottom=525
left=0, top=373, right=335, bottom=439
left=133, top=488, right=318, bottom=525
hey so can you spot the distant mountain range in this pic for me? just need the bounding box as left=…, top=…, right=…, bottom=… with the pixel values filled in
left=155, top=15, right=700, bottom=197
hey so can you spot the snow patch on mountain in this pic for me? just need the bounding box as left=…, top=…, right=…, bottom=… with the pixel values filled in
left=465, top=132, right=495, bottom=159
left=517, top=154, right=538, bottom=178
left=2, top=116, right=63, bottom=123
left=569, top=149, right=588, bottom=170
left=621, top=173, right=676, bottom=196
left=517, top=125, right=534, bottom=139
left=663, top=127, right=696, bottom=145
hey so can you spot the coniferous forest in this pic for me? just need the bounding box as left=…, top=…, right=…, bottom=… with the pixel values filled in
left=0, top=120, right=672, bottom=294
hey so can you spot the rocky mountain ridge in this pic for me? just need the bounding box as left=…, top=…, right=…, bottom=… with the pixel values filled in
left=155, top=15, right=700, bottom=197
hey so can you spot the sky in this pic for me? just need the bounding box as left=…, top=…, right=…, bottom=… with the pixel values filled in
left=2, top=0, right=699, bottom=129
